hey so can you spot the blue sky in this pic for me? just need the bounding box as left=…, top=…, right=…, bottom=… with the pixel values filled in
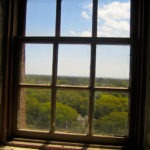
left=25, top=0, right=130, bottom=79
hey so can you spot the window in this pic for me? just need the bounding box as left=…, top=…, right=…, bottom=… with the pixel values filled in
left=1, top=0, right=145, bottom=148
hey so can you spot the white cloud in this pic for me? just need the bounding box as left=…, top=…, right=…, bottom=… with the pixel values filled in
left=105, top=20, right=129, bottom=30
left=69, top=30, right=91, bottom=37
left=98, top=19, right=130, bottom=37
left=72, top=1, right=130, bottom=37
left=98, top=2, right=130, bottom=21
left=81, top=30, right=91, bottom=37
left=98, top=1, right=130, bottom=37
left=81, top=2, right=92, bottom=20
left=81, top=11, right=90, bottom=19
left=98, top=26, right=114, bottom=37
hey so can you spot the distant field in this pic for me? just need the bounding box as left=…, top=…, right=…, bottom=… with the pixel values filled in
left=23, top=74, right=129, bottom=87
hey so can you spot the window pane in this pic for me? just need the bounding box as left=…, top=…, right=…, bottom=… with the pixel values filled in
left=61, top=0, right=92, bottom=37
left=95, top=45, right=130, bottom=87
left=57, top=45, right=90, bottom=86
left=26, top=0, right=56, bottom=36
left=97, top=0, right=130, bottom=37
left=18, top=88, right=51, bottom=131
left=56, top=90, right=89, bottom=134
left=21, top=44, right=53, bottom=84
left=93, top=92, right=129, bottom=136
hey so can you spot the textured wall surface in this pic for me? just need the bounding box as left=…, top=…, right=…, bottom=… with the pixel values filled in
left=144, top=30, right=150, bottom=148
left=144, top=2, right=150, bottom=150
left=0, top=0, right=3, bottom=127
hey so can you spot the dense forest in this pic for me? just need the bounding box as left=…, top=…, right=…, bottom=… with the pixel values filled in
left=21, top=75, right=129, bottom=136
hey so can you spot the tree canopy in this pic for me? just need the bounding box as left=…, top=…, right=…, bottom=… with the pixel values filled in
left=21, top=75, right=128, bottom=136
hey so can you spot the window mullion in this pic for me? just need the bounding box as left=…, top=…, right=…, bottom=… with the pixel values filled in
left=92, top=0, right=98, bottom=38
left=88, top=0, right=98, bottom=136
left=89, top=44, right=96, bottom=136
left=50, top=0, right=62, bottom=133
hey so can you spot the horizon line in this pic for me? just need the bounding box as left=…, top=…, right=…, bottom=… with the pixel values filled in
left=25, top=74, right=129, bottom=80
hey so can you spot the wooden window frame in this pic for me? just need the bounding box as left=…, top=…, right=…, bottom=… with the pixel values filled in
left=0, top=0, right=147, bottom=149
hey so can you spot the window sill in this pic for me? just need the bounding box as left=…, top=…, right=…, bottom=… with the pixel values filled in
left=1, top=138, right=124, bottom=150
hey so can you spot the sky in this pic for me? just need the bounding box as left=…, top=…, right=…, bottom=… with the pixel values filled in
left=25, top=0, right=130, bottom=79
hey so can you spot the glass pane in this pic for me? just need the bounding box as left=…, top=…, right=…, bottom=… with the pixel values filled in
left=26, top=0, right=56, bottom=36
left=57, top=45, right=90, bottom=86
left=56, top=90, right=89, bottom=134
left=21, top=44, right=53, bottom=84
left=93, top=92, right=129, bottom=136
left=95, top=45, right=130, bottom=87
left=97, top=0, right=130, bottom=37
left=61, top=0, right=92, bottom=37
left=18, top=88, right=51, bottom=131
